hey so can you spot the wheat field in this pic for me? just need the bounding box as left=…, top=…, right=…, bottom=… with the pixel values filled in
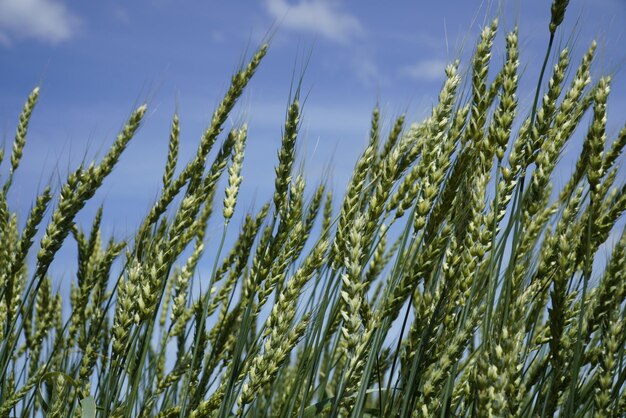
left=1, top=0, right=626, bottom=417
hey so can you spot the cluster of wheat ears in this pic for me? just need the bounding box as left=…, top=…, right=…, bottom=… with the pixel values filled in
left=1, top=1, right=626, bottom=417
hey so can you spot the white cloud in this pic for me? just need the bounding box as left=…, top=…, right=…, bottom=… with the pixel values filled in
left=0, top=0, right=79, bottom=45
left=399, top=59, right=448, bottom=81
left=265, top=0, right=363, bottom=44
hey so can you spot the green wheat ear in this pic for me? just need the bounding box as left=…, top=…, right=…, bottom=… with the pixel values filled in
left=3, top=86, right=39, bottom=192
left=223, top=125, right=247, bottom=223
left=550, top=0, right=570, bottom=34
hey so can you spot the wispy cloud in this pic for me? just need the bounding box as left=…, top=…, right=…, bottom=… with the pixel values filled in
left=265, top=0, right=363, bottom=44
left=351, top=50, right=387, bottom=87
left=0, top=0, right=80, bottom=45
left=399, top=59, right=448, bottom=81
left=111, top=6, right=131, bottom=25
left=0, top=32, right=10, bottom=47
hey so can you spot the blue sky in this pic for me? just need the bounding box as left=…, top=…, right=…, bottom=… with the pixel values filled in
left=1, top=0, right=625, bottom=280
